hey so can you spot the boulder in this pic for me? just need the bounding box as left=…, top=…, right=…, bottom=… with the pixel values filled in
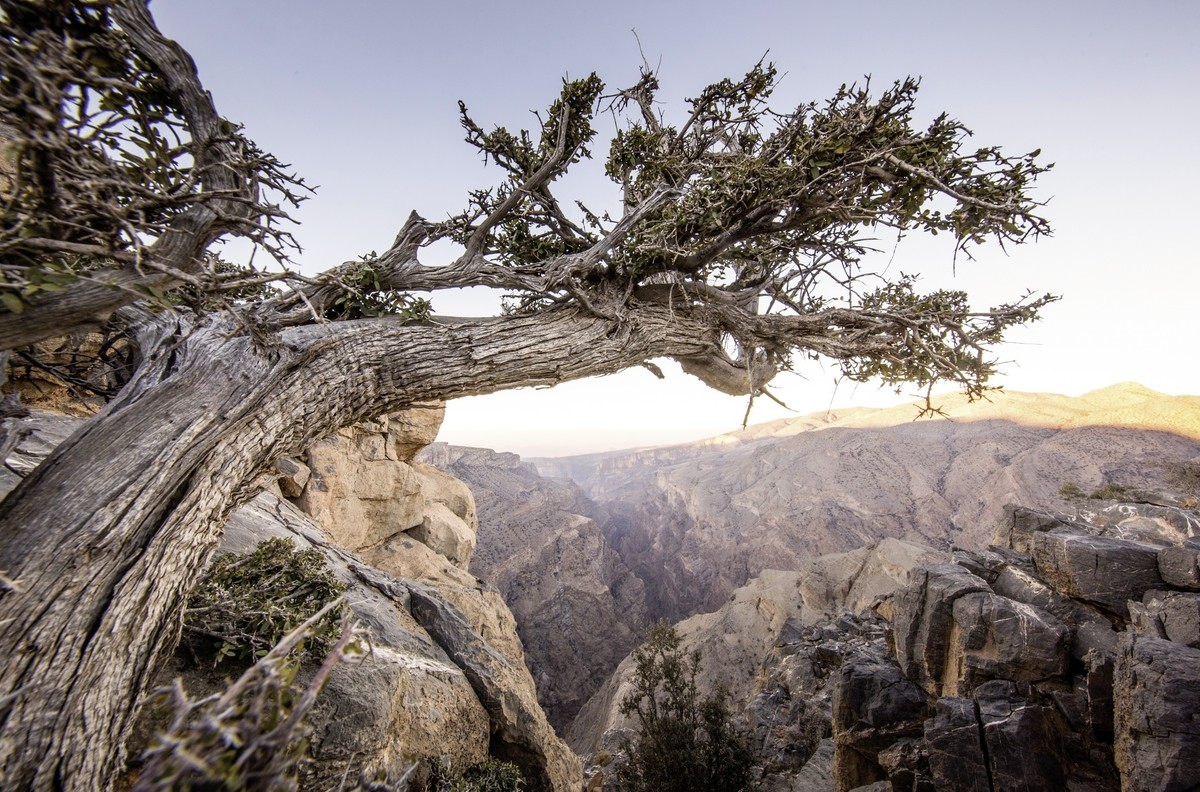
left=890, top=564, right=990, bottom=696
left=1114, top=632, right=1200, bottom=792
left=1032, top=530, right=1164, bottom=617
left=408, top=502, right=476, bottom=569
left=389, top=403, right=447, bottom=461
left=1158, top=537, right=1200, bottom=590
left=946, top=591, right=1070, bottom=695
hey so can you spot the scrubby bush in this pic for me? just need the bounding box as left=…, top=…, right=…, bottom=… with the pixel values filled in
left=1089, top=482, right=1130, bottom=500
left=427, top=758, right=525, bottom=792
left=616, top=622, right=757, bottom=792
left=182, top=538, right=346, bottom=665
left=1058, top=481, right=1085, bottom=500
left=134, top=601, right=362, bottom=791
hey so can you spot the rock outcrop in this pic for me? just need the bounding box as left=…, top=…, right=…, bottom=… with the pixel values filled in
left=567, top=538, right=948, bottom=788
left=825, top=501, right=1200, bottom=792
left=569, top=490, right=1200, bottom=791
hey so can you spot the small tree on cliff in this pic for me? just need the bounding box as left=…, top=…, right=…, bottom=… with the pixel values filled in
left=617, top=623, right=756, bottom=792
left=0, top=2, right=1054, bottom=788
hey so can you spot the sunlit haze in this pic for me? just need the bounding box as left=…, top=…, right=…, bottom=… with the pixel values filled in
left=152, top=0, right=1199, bottom=456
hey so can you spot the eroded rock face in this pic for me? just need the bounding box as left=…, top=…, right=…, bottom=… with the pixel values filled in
left=291, top=406, right=479, bottom=571
left=1031, top=530, right=1164, bottom=617
left=1114, top=632, right=1200, bottom=791
left=568, top=539, right=947, bottom=789
left=421, top=443, right=649, bottom=731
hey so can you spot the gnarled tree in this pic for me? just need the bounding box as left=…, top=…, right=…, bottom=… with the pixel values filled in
left=0, top=1, right=1054, bottom=789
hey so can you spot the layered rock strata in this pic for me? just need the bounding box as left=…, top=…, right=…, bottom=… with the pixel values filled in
left=538, top=385, right=1200, bottom=622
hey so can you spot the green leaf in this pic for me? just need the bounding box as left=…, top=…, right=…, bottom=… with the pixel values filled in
left=1, top=293, right=25, bottom=314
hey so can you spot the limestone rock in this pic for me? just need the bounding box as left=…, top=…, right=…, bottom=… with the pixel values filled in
left=389, top=403, right=447, bottom=461
left=538, top=387, right=1200, bottom=623
left=297, top=424, right=426, bottom=550
left=1032, top=530, right=1164, bottom=617
left=293, top=412, right=479, bottom=571
left=1113, top=632, right=1200, bottom=792
left=219, top=492, right=580, bottom=792
left=409, top=501, right=476, bottom=569
left=407, top=583, right=583, bottom=792
left=199, top=494, right=494, bottom=788
left=567, top=539, right=942, bottom=759
left=274, top=455, right=310, bottom=498
left=422, top=443, right=648, bottom=730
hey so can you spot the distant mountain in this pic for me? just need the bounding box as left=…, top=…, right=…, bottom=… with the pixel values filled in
left=533, top=384, right=1200, bottom=620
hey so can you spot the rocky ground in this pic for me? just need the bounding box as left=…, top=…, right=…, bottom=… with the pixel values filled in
left=572, top=496, right=1200, bottom=792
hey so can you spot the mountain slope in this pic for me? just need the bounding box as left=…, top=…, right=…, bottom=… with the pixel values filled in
left=535, top=385, right=1200, bottom=620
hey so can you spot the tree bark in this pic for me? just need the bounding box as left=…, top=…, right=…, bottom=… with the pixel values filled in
left=0, top=303, right=714, bottom=790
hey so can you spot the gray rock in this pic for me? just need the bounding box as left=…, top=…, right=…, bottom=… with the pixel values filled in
left=990, top=562, right=1113, bottom=653
left=1032, top=530, right=1164, bottom=617
left=832, top=647, right=931, bottom=792
left=406, top=583, right=582, bottom=792
left=1145, top=590, right=1200, bottom=648
left=974, top=679, right=1067, bottom=792
left=890, top=564, right=990, bottom=696
left=995, top=505, right=1068, bottom=553
left=791, top=738, right=835, bottom=792
left=1114, top=632, right=1200, bottom=792
left=1158, top=538, right=1200, bottom=590
left=924, top=697, right=989, bottom=792
left=947, top=591, right=1070, bottom=694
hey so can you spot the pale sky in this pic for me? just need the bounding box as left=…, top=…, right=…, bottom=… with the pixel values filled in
left=152, top=0, right=1199, bottom=457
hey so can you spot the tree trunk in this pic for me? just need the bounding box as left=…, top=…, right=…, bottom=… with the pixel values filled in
left=0, top=304, right=713, bottom=790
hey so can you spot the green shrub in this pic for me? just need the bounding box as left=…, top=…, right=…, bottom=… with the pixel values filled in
left=616, top=622, right=757, bottom=792
left=1058, top=481, right=1084, bottom=500
left=1089, top=482, right=1130, bottom=500
left=183, top=538, right=346, bottom=666
left=427, top=758, right=525, bottom=792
